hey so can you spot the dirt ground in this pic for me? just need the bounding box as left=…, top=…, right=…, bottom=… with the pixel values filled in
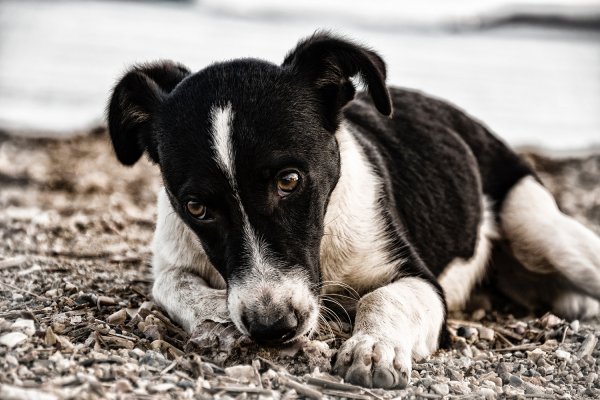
left=0, top=129, right=599, bottom=399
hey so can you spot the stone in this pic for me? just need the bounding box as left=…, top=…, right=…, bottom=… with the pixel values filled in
left=107, top=309, right=127, bottom=325
left=225, top=365, right=257, bottom=383
left=457, top=326, right=478, bottom=340
left=524, top=382, right=545, bottom=396
left=541, top=314, right=562, bottom=328
left=431, top=383, right=450, bottom=396
left=509, top=375, right=523, bottom=387
left=556, top=349, right=571, bottom=362
left=448, top=380, right=471, bottom=395
left=11, top=319, right=35, bottom=336
left=478, top=387, right=497, bottom=399
left=527, top=348, right=545, bottom=363
left=472, top=309, right=486, bottom=321
left=570, top=320, right=580, bottom=333
left=478, top=327, right=495, bottom=342
left=115, top=379, right=134, bottom=393
left=0, top=332, right=28, bottom=349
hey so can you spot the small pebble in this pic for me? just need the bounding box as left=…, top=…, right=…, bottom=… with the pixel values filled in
left=556, top=349, right=571, bottom=362
left=0, top=332, right=28, bottom=349
left=472, top=309, right=486, bottom=321
left=541, top=314, right=562, bottom=328
left=11, top=319, right=35, bottom=336
left=431, top=383, right=450, bottom=396
left=478, top=327, right=495, bottom=342
left=479, top=387, right=497, bottom=399
left=107, top=309, right=127, bottom=325
left=225, top=365, right=256, bottom=383
left=115, top=379, right=133, bottom=393
left=457, top=326, right=478, bottom=340
left=570, top=320, right=580, bottom=333
left=509, top=375, right=523, bottom=387
left=527, top=348, right=545, bottom=363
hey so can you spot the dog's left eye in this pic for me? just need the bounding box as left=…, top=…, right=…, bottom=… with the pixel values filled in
left=186, top=201, right=209, bottom=220
left=276, top=171, right=300, bottom=197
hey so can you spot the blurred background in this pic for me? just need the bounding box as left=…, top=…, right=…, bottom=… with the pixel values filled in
left=0, top=0, right=599, bottom=151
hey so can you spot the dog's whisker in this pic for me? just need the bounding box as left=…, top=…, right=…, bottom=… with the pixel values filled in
left=317, top=313, right=334, bottom=338
left=317, top=281, right=360, bottom=300
left=320, top=297, right=353, bottom=329
left=320, top=305, right=346, bottom=331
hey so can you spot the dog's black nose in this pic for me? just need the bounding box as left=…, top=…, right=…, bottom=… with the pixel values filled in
left=244, top=311, right=299, bottom=344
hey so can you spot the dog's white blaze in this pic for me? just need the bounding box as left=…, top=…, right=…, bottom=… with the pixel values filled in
left=209, top=104, right=270, bottom=276
left=439, top=199, right=499, bottom=311
left=210, top=104, right=236, bottom=186
left=208, top=104, right=317, bottom=336
left=502, top=176, right=600, bottom=298
left=320, top=124, right=402, bottom=295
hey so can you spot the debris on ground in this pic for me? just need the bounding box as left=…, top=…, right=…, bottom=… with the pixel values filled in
left=1, top=130, right=599, bottom=399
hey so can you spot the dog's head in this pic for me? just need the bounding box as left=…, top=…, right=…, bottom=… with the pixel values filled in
left=107, top=33, right=391, bottom=344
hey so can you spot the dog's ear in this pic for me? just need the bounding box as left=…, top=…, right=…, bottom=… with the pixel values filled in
left=282, top=32, right=392, bottom=131
left=107, top=61, right=190, bottom=165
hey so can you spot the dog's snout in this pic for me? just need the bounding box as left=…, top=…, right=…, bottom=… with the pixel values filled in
left=243, top=309, right=299, bottom=344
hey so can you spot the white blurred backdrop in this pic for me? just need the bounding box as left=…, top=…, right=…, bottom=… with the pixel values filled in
left=0, top=0, right=599, bottom=150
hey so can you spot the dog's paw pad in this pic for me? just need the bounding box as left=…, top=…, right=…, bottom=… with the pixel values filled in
left=333, top=334, right=411, bottom=389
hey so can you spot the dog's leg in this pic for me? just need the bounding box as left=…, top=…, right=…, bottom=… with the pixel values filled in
left=152, top=263, right=229, bottom=333
left=501, top=176, right=600, bottom=302
left=151, top=189, right=235, bottom=342
left=333, top=276, right=444, bottom=389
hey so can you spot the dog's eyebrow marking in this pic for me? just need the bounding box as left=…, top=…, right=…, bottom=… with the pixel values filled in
left=210, top=103, right=237, bottom=188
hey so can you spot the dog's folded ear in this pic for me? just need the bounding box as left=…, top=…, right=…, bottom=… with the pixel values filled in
left=107, top=61, right=190, bottom=165
left=282, top=32, right=392, bottom=132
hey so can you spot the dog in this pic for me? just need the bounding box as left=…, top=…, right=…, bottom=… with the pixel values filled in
left=106, top=32, right=600, bottom=389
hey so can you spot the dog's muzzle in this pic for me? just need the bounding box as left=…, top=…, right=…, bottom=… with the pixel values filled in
left=228, top=276, right=318, bottom=345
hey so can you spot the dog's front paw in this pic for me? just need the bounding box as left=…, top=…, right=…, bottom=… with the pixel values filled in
left=185, top=320, right=245, bottom=354
left=333, top=333, right=411, bottom=389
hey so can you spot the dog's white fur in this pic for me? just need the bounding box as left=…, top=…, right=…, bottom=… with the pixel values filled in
left=501, top=176, right=600, bottom=299
left=439, top=201, right=499, bottom=311
left=152, top=189, right=226, bottom=333
left=320, top=125, right=445, bottom=387
left=321, top=124, right=405, bottom=295
left=334, top=277, right=444, bottom=388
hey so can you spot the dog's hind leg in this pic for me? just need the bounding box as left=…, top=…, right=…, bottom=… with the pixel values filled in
left=500, top=175, right=600, bottom=304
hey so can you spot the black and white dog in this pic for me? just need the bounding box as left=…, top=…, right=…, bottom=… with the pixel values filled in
left=107, top=33, right=600, bottom=389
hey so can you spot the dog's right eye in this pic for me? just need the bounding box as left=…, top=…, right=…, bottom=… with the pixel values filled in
left=186, top=201, right=208, bottom=220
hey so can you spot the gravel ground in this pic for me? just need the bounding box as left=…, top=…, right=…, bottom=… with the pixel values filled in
left=0, top=129, right=599, bottom=399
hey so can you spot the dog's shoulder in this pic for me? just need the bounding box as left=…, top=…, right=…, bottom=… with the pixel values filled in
left=342, top=89, right=483, bottom=274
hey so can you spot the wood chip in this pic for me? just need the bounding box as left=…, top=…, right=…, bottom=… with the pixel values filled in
left=278, top=376, right=323, bottom=400
left=107, top=309, right=127, bottom=325
left=45, top=327, right=57, bottom=345
left=0, top=256, right=27, bottom=270
left=577, top=333, right=598, bottom=358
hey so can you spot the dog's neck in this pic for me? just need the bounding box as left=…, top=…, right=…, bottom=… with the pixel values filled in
left=319, top=124, right=400, bottom=296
